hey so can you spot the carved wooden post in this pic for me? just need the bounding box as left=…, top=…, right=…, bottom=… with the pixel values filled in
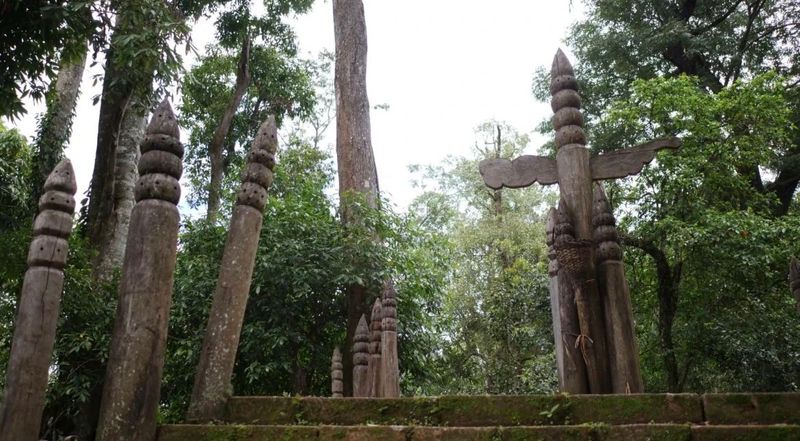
left=546, top=207, right=565, bottom=390
left=790, top=258, right=800, bottom=313
left=593, top=184, right=644, bottom=393
left=380, top=280, right=400, bottom=397
left=480, top=48, right=680, bottom=394
left=96, top=100, right=183, bottom=441
left=367, top=298, right=383, bottom=397
left=352, top=314, right=370, bottom=397
left=0, top=160, right=76, bottom=441
left=187, top=116, right=277, bottom=422
left=331, top=347, right=344, bottom=398
left=554, top=202, right=590, bottom=394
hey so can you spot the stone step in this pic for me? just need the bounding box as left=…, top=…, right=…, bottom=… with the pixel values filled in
left=158, top=424, right=800, bottom=441
left=224, top=394, right=704, bottom=426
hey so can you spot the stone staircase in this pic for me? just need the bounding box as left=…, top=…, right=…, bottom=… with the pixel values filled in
left=158, top=393, right=800, bottom=440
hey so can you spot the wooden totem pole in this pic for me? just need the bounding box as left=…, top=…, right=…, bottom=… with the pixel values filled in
left=0, top=160, right=76, bottom=441
left=380, top=280, right=400, bottom=397
left=96, top=100, right=184, bottom=441
left=367, top=298, right=383, bottom=397
left=352, top=314, right=370, bottom=397
left=331, top=347, right=344, bottom=398
left=187, top=116, right=278, bottom=422
left=480, top=49, right=680, bottom=394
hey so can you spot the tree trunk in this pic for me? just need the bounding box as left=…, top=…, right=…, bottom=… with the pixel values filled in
left=621, top=235, right=683, bottom=392
left=333, top=0, right=380, bottom=396
left=32, top=48, right=87, bottom=208
left=93, top=96, right=147, bottom=280
left=85, top=10, right=155, bottom=274
left=206, top=37, right=251, bottom=221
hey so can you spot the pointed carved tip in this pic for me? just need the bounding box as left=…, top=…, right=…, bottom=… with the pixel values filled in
left=333, top=346, right=342, bottom=361
left=44, top=158, right=77, bottom=194
left=551, top=48, right=574, bottom=77
left=147, top=99, right=179, bottom=138
left=382, top=280, right=397, bottom=299
left=252, top=115, right=278, bottom=154
left=356, top=315, right=369, bottom=335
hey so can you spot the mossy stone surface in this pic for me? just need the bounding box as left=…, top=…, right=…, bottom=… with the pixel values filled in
left=157, top=424, right=693, bottom=441
left=703, top=393, right=800, bottom=424
left=692, top=425, right=800, bottom=441
left=224, top=394, right=703, bottom=426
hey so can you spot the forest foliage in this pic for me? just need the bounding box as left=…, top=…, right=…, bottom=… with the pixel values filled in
left=0, top=0, right=799, bottom=438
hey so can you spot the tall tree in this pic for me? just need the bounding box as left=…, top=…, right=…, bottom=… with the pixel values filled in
left=83, top=0, right=199, bottom=281
left=332, top=0, right=380, bottom=395
left=556, top=0, right=800, bottom=215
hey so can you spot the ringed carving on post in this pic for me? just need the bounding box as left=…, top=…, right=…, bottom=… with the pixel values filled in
left=331, top=347, right=344, bottom=398
left=0, top=160, right=76, bottom=441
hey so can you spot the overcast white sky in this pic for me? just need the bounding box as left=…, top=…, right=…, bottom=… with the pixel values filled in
left=9, top=1, right=585, bottom=211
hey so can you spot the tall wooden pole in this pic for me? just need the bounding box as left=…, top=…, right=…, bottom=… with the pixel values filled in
left=352, top=315, right=370, bottom=397
left=0, top=160, right=76, bottom=441
left=380, top=280, right=400, bottom=397
left=551, top=50, right=611, bottom=394
left=367, top=298, right=383, bottom=397
left=187, top=117, right=277, bottom=422
left=545, top=208, right=565, bottom=389
left=593, top=184, right=644, bottom=393
left=554, top=203, right=589, bottom=394
left=96, top=100, right=183, bottom=441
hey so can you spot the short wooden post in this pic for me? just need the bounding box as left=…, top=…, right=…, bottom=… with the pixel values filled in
left=187, top=117, right=277, bottom=422
left=331, top=347, right=344, bottom=398
left=96, top=100, right=184, bottom=441
left=554, top=202, right=589, bottom=394
left=367, top=298, right=383, bottom=397
left=593, top=184, right=643, bottom=393
left=546, top=207, right=565, bottom=390
left=0, top=160, right=76, bottom=441
left=352, top=314, right=370, bottom=397
left=380, top=280, right=400, bottom=397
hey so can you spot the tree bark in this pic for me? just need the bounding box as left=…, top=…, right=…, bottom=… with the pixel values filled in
left=206, top=37, right=251, bottom=221
left=86, top=10, right=156, bottom=278
left=93, top=96, right=147, bottom=281
left=32, top=48, right=87, bottom=208
left=333, top=0, right=380, bottom=396
left=621, top=234, right=682, bottom=392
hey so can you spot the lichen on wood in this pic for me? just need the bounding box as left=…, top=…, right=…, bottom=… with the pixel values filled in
left=352, top=314, right=370, bottom=397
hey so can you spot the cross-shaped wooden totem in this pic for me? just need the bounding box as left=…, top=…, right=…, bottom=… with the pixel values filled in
left=480, top=49, right=680, bottom=394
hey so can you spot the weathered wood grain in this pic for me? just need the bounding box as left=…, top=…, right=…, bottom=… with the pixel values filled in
left=352, top=315, right=370, bottom=397
left=380, top=280, right=400, bottom=398
left=187, top=117, right=277, bottom=422
left=546, top=208, right=565, bottom=390
left=591, top=137, right=681, bottom=181
left=331, top=347, right=343, bottom=398
left=479, top=155, right=558, bottom=190
left=0, top=160, right=76, bottom=441
left=96, top=100, right=183, bottom=441
left=367, top=298, right=383, bottom=397
left=554, top=203, right=589, bottom=394
left=593, top=184, right=644, bottom=393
